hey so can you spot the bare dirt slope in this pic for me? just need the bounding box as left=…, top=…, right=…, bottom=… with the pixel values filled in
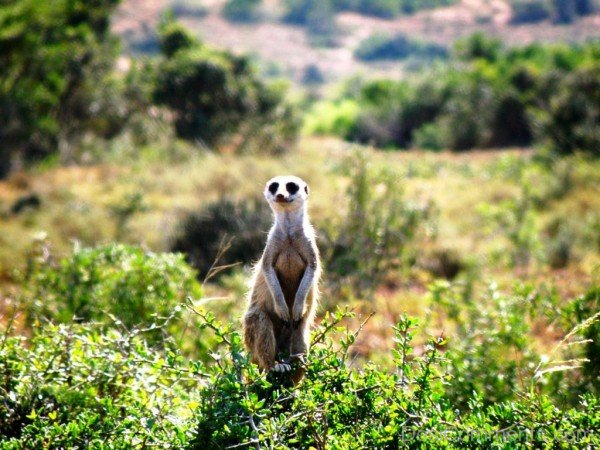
left=113, top=0, right=600, bottom=83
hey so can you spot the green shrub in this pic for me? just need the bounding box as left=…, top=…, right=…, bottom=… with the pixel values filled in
left=346, top=76, right=451, bottom=148
left=412, top=122, right=444, bottom=150
left=0, top=322, right=201, bottom=447
left=477, top=188, right=542, bottom=268
left=170, top=197, right=272, bottom=279
left=2, top=302, right=599, bottom=448
left=510, top=0, right=552, bottom=24
left=454, top=32, right=502, bottom=62
left=157, top=15, right=196, bottom=57
left=428, top=281, right=540, bottom=408
left=323, top=151, right=437, bottom=295
left=171, top=0, right=209, bottom=18
left=543, top=217, right=575, bottom=269
left=536, top=64, right=600, bottom=156
left=354, top=33, right=448, bottom=61
left=553, top=0, right=577, bottom=22
left=315, top=38, right=600, bottom=154
left=418, top=247, right=466, bottom=279
left=283, top=0, right=458, bottom=27
left=283, top=0, right=339, bottom=46
left=22, top=243, right=202, bottom=337
left=303, top=99, right=361, bottom=136
left=301, top=63, right=325, bottom=85
left=516, top=0, right=600, bottom=23
left=563, top=288, right=600, bottom=397
left=222, top=0, right=262, bottom=23
left=154, top=18, right=300, bottom=153
left=188, top=309, right=600, bottom=448
left=0, top=0, right=121, bottom=173
left=400, top=0, right=458, bottom=13
left=356, top=0, right=400, bottom=17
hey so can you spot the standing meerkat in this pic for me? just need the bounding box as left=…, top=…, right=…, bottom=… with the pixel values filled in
left=243, top=175, right=321, bottom=383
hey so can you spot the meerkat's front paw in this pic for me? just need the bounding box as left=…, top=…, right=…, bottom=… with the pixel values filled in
left=274, top=302, right=291, bottom=322
left=292, top=301, right=305, bottom=321
left=271, top=362, right=292, bottom=373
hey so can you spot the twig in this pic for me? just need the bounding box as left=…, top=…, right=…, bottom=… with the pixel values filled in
left=1, top=303, right=18, bottom=351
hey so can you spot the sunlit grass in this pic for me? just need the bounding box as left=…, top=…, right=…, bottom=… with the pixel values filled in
left=1, top=137, right=599, bottom=361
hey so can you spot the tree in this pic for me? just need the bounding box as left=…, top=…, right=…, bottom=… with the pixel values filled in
left=537, top=65, right=600, bottom=156
left=153, top=18, right=299, bottom=153
left=0, top=0, right=121, bottom=176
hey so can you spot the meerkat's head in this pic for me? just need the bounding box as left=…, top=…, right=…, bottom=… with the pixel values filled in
left=264, top=175, right=309, bottom=212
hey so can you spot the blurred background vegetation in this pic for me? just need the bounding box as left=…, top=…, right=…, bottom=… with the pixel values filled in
left=1, top=0, right=599, bottom=447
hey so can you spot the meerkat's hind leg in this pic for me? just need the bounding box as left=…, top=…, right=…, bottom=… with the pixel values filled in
left=244, top=309, right=277, bottom=371
left=288, top=321, right=310, bottom=384
left=290, top=320, right=309, bottom=361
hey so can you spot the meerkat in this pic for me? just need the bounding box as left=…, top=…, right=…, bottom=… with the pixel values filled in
left=243, top=175, right=321, bottom=384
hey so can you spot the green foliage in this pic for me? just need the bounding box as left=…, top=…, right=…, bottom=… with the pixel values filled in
left=157, top=14, right=196, bottom=57
left=323, top=151, right=436, bottom=295
left=345, top=76, right=452, bottom=148
left=2, top=271, right=599, bottom=447
left=109, top=192, right=148, bottom=240
left=454, top=32, right=502, bottom=62
left=170, top=197, right=272, bottom=279
left=303, top=98, right=360, bottom=136
left=187, top=309, right=600, bottom=448
left=354, top=33, right=448, bottom=62
left=283, top=0, right=458, bottom=26
left=171, top=0, right=209, bottom=19
left=222, top=0, right=262, bottom=23
left=563, top=288, right=600, bottom=397
left=510, top=0, right=552, bottom=23
left=22, top=243, right=202, bottom=338
left=318, top=38, right=600, bottom=154
left=477, top=187, right=542, bottom=267
left=536, top=64, right=600, bottom=156
left=429, top=281, right=538, bottom=408
left=510, top=0, right=598, bottom=24
left=0, top=322, right=201, bottom=448
left=0, top=0, right=121, bottom=174
left=355, top=0, right=401, bottom=17
left=154, top=18, right=300, bottom=153
left=284, top=0, right=339, bottom=46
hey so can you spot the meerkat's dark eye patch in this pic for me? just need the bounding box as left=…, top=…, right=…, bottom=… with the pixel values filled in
left=268, top=182, right=279, bottom=194
left=286, top=182, right=299, bottom=194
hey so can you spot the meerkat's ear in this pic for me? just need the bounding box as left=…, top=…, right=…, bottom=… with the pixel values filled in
left=304, top=185, right=309, bottom=195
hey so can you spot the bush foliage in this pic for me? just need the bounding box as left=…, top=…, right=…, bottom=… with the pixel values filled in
left=170, top=197, right=272, bottom=279
left=222, top=0, right=262, bottom=22
left=509, top=0, right=599, bottom=24
left=284, top=0, right=458, bottom=23
left=0, top=3, right=300, bottom=178
left=2, top=291, right=599, bottom=448
left=323, top=151, right=437, bottom=295
left=21, top=243, right=202, bottom=343
left=354, top=33, right=448, bottom=61
left=0, top=0, right=121, bottom=175
left=311, top=35, right=600, bottom=154
left=154, top=18, right=300, bottom=153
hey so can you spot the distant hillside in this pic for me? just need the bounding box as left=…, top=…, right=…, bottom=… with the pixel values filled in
left=113, top=0, right=600, bottom=84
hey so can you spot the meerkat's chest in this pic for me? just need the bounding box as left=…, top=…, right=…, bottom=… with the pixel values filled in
left=274, top=244, right=306, bottom=298
left=275, top=244, right=306, bottom=277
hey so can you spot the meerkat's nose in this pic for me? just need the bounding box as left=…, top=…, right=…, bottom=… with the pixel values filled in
left=276, top=193, right=285, bottom=200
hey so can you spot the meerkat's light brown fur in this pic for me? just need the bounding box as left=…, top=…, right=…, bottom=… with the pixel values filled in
left=243, top=175, right=320, bottom=383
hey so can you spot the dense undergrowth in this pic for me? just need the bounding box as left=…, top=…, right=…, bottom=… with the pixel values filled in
left=1, top=244, right=599, bottom=448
